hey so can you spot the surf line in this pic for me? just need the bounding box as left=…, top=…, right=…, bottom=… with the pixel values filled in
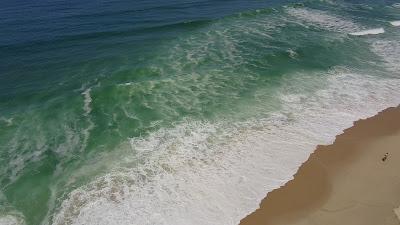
left=349, top=28, right=384, bottom=36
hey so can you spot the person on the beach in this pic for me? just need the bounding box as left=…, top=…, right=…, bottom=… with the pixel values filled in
left=382, top=153, right=389, bottom=162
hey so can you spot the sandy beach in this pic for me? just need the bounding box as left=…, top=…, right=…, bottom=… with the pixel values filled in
left=240, top=107, right=400, bottom=225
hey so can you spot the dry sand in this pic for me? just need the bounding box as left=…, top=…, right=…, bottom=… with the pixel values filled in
left=240, top=107, right=400, bottom=225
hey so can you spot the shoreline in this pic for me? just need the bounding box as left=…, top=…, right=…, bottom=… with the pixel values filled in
left=239, top=106, right=400, bottom=225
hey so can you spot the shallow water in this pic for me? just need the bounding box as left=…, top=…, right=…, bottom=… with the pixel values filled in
left=0, top=0, right=400, bottom=224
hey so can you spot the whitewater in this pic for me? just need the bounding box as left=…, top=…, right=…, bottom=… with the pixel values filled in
left=0, top=1, right=399, bottom=225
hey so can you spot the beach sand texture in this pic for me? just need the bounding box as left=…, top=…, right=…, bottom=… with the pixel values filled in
left=240, top=107, right=400, bottom=225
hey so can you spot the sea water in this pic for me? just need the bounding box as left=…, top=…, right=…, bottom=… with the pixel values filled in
left=0, top=0, right=400, bottom=224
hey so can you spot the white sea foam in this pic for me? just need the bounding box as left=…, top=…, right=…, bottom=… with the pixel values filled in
left=390, top=21, right=400, bottom=27
left=286, top=7, right=361, bottom=33
left=0, top=215, right=25, bottom=225
left=0, top=192, right=25, bottom=225
left=82, top=88, right=92, bottom=116
left=372, top=39, right=400, bottom=72
left=81, top=88, right=94, bottom=152
left=0, top=117, right=13, bottom=126
left=287, top=48, right=298, bottom=59
left=0, top=216, right=19, bottom=225
left=52, top=66, right=400, bottom=225
left=349, top=28, right=385, bottom=36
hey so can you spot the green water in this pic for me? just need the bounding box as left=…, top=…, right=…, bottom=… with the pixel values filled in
left=1, top=0, right=400, bottom=224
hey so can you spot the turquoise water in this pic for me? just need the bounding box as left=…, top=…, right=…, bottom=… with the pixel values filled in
left=1, top=0, right=400, bottom=224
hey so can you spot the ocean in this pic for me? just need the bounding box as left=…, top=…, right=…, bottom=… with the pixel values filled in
left=0, top=0, right=399, bottom=224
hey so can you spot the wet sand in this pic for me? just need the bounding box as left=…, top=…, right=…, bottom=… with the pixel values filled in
left=240, top=107, right=400, bottom=225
